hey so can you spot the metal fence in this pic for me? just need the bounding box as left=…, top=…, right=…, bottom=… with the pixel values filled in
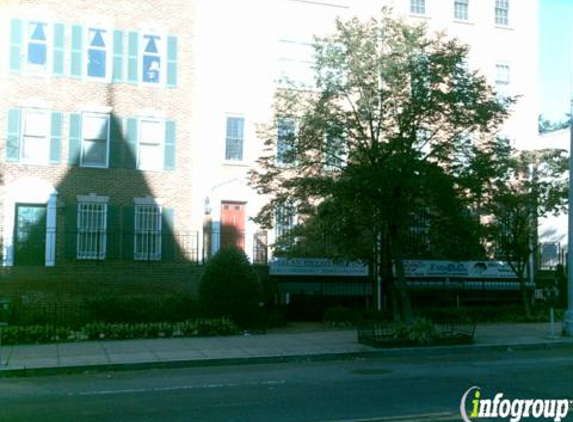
left=0, top=228, right=269, bottom=266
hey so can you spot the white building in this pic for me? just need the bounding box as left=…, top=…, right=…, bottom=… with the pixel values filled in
left=192, top=0, right=539, bottom=262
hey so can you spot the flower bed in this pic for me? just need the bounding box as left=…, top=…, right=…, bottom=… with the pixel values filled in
left=357, top=318, right=475, bottom=347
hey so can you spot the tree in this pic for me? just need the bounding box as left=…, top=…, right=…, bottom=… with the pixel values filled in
left=484, top=148, right=568, bottom=317
left=249, top=11, right=510, bottom=323
left=198, top=246, right=262, bottom=327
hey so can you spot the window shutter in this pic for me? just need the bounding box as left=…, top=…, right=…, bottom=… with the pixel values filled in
left=9, top=19, right=23, bottom=73
left=122, top=206, right=135, bottom=260
left=68, top=113, right=82, bottom=165
left=107, top=205, right=120, bottom=259
left=65, top=205, right=78, bottom=259
left=109, top=115, right=122, bottom=168
left=6, top=109, right=21, bottom=162
left=164, top=120, right=176, bottom=170
left=166, top=35, right=177, bottom=88
left=70, top=25, right=83, bottom=78
left=112, top=30, right=124, bottom=82
left=161, top=208, right=175, bottom=262
left=127, top=32, right=138, bottom=83
left=53, top=23, right=65, bottom=76
left=124, top=117, right=138, bottom=168
left=50, top=111, right=62, bottom=164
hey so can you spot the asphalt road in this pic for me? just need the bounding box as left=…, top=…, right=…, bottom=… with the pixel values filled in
left=1, top=347, right=573, bottom=422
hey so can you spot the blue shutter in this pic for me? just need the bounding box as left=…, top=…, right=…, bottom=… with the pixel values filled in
left=107, top=206, right=120, bottom=259
left=125, top=117, right=138, bottom=168
left=65, top=205, right=78, bottom=259
left=53, top=23, right=65, bottom=76
left=68, top=113, right=82, bottom=165
left=166, top=36, right=177, bottom=88
left=112, top=30, right=124, bottom=82
left=127, top=32, right=138, bottom=83
left=109, top=115, right=122, bottom=168
left=50, top=111, right=62, bottom=164
left=161, top=208, right=175, bottom=262
left=10, top=19, right=23, bottom=73
left=6, top=109, right=21, bottom=162
left=164, top=120, right=176, bottom=170
left=70, top=25, right=83, bottom=78
left=122, top=206, right=135, bottom=260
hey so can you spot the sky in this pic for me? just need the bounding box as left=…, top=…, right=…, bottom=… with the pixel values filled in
left=539, top=0, right=573, bottom=122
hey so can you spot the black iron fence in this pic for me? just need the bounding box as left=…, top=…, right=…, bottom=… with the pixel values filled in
left=0, top=228, right=269, bottom=266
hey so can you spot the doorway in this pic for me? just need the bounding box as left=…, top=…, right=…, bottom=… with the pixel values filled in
left=13, top=204, right=47, bottom=266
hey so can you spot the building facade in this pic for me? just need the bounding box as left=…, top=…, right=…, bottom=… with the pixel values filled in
left=192, top=0, right=539, bottom=263
left=0, top=0, right=198, bottom=283
left=0, top=0, right=540, bottom=277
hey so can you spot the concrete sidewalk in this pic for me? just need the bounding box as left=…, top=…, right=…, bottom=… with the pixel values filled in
left=0, top=322, right=571, bottom=376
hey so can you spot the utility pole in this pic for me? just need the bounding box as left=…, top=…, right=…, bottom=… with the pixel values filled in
left=564, top=98, right=573, bottom=336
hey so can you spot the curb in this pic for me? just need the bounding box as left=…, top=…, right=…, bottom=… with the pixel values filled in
left=1, top=339, right=572, bottom=378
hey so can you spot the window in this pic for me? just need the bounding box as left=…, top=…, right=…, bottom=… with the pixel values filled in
left=275, top=203, right=296, bottom=240
left=86, top=28, right=110, bottom=79
left=325, top=132, right=346, bottom=170
left=454, top=0, right=469, bottom=20
left=277, top=118, right=296, bottom=165
left=134, top=205, right=162, bottom=261
left=225, top=117, right=244, bottom=161
left=410, top=0, right=426, bottom=15
left=81, top=113, right=109, bottom=168
left=495, top=0, right=509, bottom=26
left=21, top=109, right=50, bottom=164
left=495, top=64, right=510, bottom=98
left=26, top=21, right=50, bottom=72
left=138, top=118, right=165, bottom=171
left=77, top=202, right=107, bottom=260
left=277, top=39, right=316, bottom=88
left=142, top=33, right=162, bottom=84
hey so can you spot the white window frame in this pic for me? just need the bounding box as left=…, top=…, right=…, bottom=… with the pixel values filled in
left=137, top=117, right=165, bottom=171
left=81, top=112, right=110, bottom=168
left=84, top=26, right=113, bottom=82
left=77, top=201, right=107, bottom=260
left=24, top=20, right=53, bottom=74
left=454, top=0, right=469, bottom=21
left=275, top=203, right=296, bottom=240
left=224, top=115, right=245, bottom=162
left=20, top=108, right=51, bottom=165
left=140, top=31, right=166, bottom=86
left=495, top=63, right=510, bottom=85
left=495, top=0, right=509, bottom=26
left=276, top=117, right=296, bottom=166
left=410, top=0, right=426, bottom=15
left=277, top=38, right=316, bottom=89
left=134, top=204, right=162, bottom=261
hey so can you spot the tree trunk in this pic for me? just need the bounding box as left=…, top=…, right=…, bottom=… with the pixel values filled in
left=520, top=278, right=532, bottom=319
left=388, top=224, right=414, bottom=324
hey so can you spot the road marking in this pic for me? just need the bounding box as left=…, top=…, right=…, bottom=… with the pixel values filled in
left=68, top=380, right=286, bottom=397
left=306, top=411, right=459, bottom=422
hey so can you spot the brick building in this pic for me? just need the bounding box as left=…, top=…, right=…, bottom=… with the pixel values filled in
left=0, top=1, right=200, bottom=287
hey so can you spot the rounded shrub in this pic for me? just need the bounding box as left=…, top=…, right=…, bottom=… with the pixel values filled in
left=198, top=246, right=262, bottom=328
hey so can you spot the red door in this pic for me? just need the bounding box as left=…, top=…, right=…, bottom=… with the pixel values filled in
left=220, top=201, right=246, bottom=250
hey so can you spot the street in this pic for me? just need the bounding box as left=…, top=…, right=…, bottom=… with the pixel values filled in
left=1, top=347, right=573, bottom=422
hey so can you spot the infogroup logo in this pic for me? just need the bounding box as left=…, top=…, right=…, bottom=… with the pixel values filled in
left=460, top=386, right=571, bottom=422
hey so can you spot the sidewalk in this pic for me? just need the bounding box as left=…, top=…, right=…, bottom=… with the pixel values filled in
left=0, top=322, right=571, bottom=376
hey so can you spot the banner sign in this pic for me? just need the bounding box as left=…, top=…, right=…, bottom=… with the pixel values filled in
left=401, top=260, right=517, bottom=279
left=270, top=258, right=369, bottom=277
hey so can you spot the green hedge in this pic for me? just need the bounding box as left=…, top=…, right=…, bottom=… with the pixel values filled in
left=0, top=318, right=239, bottom=345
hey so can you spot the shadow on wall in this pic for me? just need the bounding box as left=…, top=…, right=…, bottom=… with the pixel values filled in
left=10, top=113, right=192, bottom=268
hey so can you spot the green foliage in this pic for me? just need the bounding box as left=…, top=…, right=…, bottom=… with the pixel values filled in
left=394, top=317, right=437, bottom=345
left=84, top=294, right=199, bottom=323
left=198, top=247, right=262, bottom=327
left=249, top=11, right=510, bottom=323
left=0, top=318, right=240, bottom=345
